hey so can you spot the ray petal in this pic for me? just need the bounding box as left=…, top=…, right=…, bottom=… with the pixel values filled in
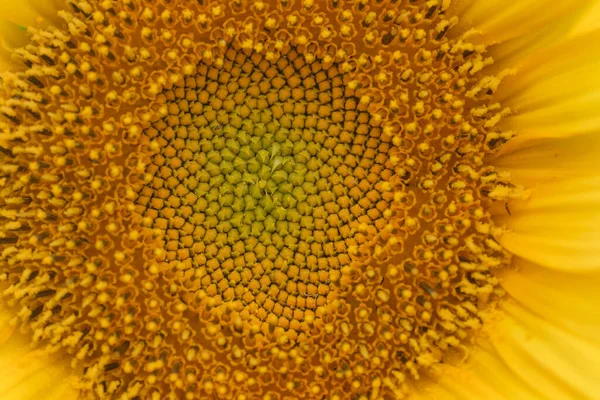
left=496, top=177, right=600, bottom=272
left=497, top=258, right=600, bottom=346
left=0, top=309, right=80, bottom=400
left=450, top=0, right=598, bottom=46
left=412, top=300, right=600, bottom=400
left=491, top=132, right=600, bottom=186
left=494, top=29, right=600, bottom=141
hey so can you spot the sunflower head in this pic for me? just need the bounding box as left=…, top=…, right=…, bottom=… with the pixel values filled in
left=1, top=0, right=599, bottom=399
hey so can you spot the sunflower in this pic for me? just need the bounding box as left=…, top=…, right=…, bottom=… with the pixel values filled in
left=0, top=0, right=599, bottom=399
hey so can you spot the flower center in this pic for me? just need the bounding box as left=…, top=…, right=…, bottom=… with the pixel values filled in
left=0, top=0, right=515, bottom=398
left=140, top=44, right=394, bottom=339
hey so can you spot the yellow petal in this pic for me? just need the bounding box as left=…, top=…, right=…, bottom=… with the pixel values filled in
left=0, top=0, right=65, bottom=27
left=496, top=177, right=600, bottom=272
left=497, top=258, right=600, bottom=346
left=571, top=0, right=600, bottom=35
left=451, top=0, right=597, bottom=45
left=488, top=301, right=600, bottom=400
left=485, top=0, right=600, bottom=72
left=411, top=348, right=540, bottom=399
left=412, top=300, right=600, bottom=400
left=491, top=132, right=600, bottom=186
left=0, top=20, right=30, bottom=70
left=0, top=309, right=80, bottom=400
left=495, top=29, right=600, bottom=141
left=0, top=308, right=15, bottom=346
